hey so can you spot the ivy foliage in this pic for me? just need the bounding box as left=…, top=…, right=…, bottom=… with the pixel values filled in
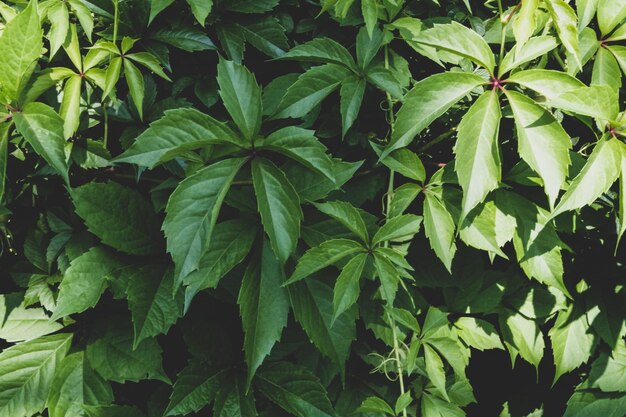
left=0, top=0, right=625, bottom=416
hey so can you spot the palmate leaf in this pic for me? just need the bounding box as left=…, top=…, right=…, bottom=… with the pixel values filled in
left=0, top=333, right=73, bottom=417
left=238, top=240, right=289, bottom=385
left=164, top=157, right=248, bottom=283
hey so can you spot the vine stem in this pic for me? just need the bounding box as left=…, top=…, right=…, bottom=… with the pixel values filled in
left=383, top=44, right=408, bottom=417
left=113, top=0, right=119, bottom=44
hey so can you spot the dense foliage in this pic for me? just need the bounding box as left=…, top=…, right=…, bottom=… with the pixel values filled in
left=0, top=0, right=625, bottom=416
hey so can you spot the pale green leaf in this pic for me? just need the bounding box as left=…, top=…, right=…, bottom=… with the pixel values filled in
left=577, top=0, right=599, bottom=30
left=597, top=0, right=626, bottom=35
left=459, top=200, right=509, bottom=259
left=125, top=52, right=171, bottom=81
left=357, top=397, right=394, bottom=415
left=499, top=36, right=558, bottom=76
left=59, top=75, right=82, bottom=139
left=124, top=59, right=145, bottom=120
left=332, top=253, right=367, bottom=322
left=149, top=0, right=175, bottom=23
left=47, top=2, right=69, bottom=59
left=455, top=317, right=504, bottom=351
left=549, top=306, right=595, bottom=383
left=588, top=340, right=626, bottom=392
left=592, top=47, right=622, bottom=92
left=424, top=343, right=448, bottom=400
left=507, top=69, right=584, bottom=100
left=0, top=296, right=62, bottom=343
left=361, top=0, right=379, bottom=38
left=512, top=0, right=538, bottom=49
left=103, top=57, right=122, bottom=99
left=544, top=0, right=580, bottom=68
left=371, top=143, right=426, bottom=182
left=501, top=310, right=545, bottom=370
left=549, top=85, right=619, bottom=121
left=373, top=252, right=399, bottom=305
left=389, top=183, right=422, bottom=217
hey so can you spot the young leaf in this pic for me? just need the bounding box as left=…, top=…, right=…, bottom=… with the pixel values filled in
left=506, top=90, right=572, bottom=209
left=52, top=247, right=123, bottom=320
left=72, top=181, right=163, bottom=255
left=252, top=157, right=303, bottom=263
left=13, top=102, right=69, bottom=184
left=371, top=144, right=426, bottom=182
left=454, top=90, right=501, bottom=218
left=340, top=76, right=366, bottom=137
left=286, top=239, right=364, bottom=285
left=313, top=200, right=369, bottom=243
left=47, top=2, right=69, bottom=59
left=386, top=72, right=485, bottom=158
left=239, top=240, right=289, bottom=385
left=164, top=362, right=227, bottom=416
left=423, top=191, right=457, bottom=272
left=357, top=397, right=394, bottom=415
left=372, top=214, right=422, bottom=245
left=278, top=38, right=357, bottom=70
left=544, top=0, right=581, bottom=69
left=164, top=157, right=248, bottom=282
left=499, top=36, right=558, bottom=76
left=332, top=253, right=367, bottom=322
left=597, top=0, right=626, bottom=35
left=512, top=0, right=538, bottom=49
left=0, top=333, right=73, bottom=417
left=552, top=137, right=622, bottom=218
left=217, top=59, right=262, bottom=141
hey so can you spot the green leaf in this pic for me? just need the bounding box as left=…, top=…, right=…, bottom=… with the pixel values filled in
left=59, top=74, right=82, bottom=139
left=151, top=26, right=216, bottom=51
left=183, top=219, right=256, bottom=309
left=313, top=200, right=369, bottom=243
left=553, top=137, right=622, bottom=218
left=395, top=392, right=412, bottom=415
left=126, top=52, right=171, bottom=81
left=507, top=69, right=585, bottom=100
left=361, top=0, right=379, bottom=38
left=127, top=265, right=181, bottom=348
left=256, top=362, right=336, bottom=417
left=549, top=85, right=619, bottom=121
left=454, top=90, right=501, bottom=218
left=413, top=21, right=495, bottom=72
left=286, top=239, right=364, bottom=285
left=332, top=253, right=367, bottom=322
left=124, top=59, right=145, bottom=120
left=339, top=76, right=365, bottom=137
left=588, top=340, right=626, bottom=392
left=116, top=108, right=245, bottom=168
left=0, top=296, right=62, bottom=343
left=455, top=317, right=504, bottom=351
left=371, top=144, right=426, bottom=182
left=72, top=181, right=163, bottom=255
left=357, top=397, right=394, bottom=415
left=365, top=65, right=404, bottom=100
left=597, top=0, right=626, bottom=35
left=86, top=321, right=169, bottom=384
left=389, top=183, right=422, bottom=218
left=505, top=90, right=572, bottom=209
left=273, top=64, right=350, bottom=119
left=213, top=373, right=258, bottom=417
left=592, top=47, right=622, bottom=92
left=82, top=405, right=143, bottom=417
left=356, top=26, right=384, bottom=70
left=458, top=200, right=509, bottom=259
left=103, top=57, right=122, bottom=99
left=544, top=0, right=581, bottom=69
left=238, top=17, right=288, bottom=59
left=618, top=141, right=626, bottom=248
left=260, top=126, right=335, bottom=181
left=0, top=333, right=72, bottom=417
left=0, top=0, right=42, bottom=101
left=421, top=392, right=464, bottom=417
left=424, top=343, right=448, bottom=400
left=423, top=191, right=457, bottom=272
left=577, top=0, right=599, bottom=29
left=164, top=362, right=227, bottom=416
left=252, top=157, right=303, bottom=263
left=386, top=72, right=485, bottom=158
left=238, top=240, right=289, bottom=385
left=13, top=102, right=69, bottom=184
left=278, top=38, right=356, bottom=69
left=47, top=2, right=69, bottom=59
left=372, top=214, right=422, bottom=245
left=0, top=123, right=8, bottom=202
left=149, top=0, right=175, bottom=23
left=512, top=0, right=538, bottom=49
left=499, top=36, right=558, bottom=76
left=52, top=247, right=122, bottom=320
left=288, top=279, right=356, bottom=377
left=186, top=0, right=213, bottom=25
left=549, top=306, right=595, bottom=384
left=373, top=252, right=400, bottom=305
left=500, top=310, right=545, bottom=370
left=217, top=59, right=262, bottom=141
left=47, top=352, right=113, bottom=417
left=164, top=157, right=247, bottom=282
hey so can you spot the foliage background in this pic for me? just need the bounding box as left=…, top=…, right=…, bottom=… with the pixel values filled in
left=0, top=0, right=625, bottom=416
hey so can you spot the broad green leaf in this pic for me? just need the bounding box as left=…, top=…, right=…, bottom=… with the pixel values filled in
left=371, top=144, right=426, bottom=183
left=606, top=45, right=626, bottom=78
left=389, top=183, right=422, bottom=218
left=52, top=247, right=122, bottom=320
left=365, top=65, right=404, bottom=99
left=361, top=0, right=378, bottom=38
left=239, top=240, right=289, bottom=385
left=164, top=362, right=227, bottom=416
left=506, top=90, right=571, bottom=208
left=412, top=21, right=495, bottom=72
left=59, top=75, right=82, bottom=139
left=597, top=0, right=626, bottom=35
left=424, top=343, right=448, bottom=400
left=213, top=374, right=257, bottom=417
left=356, top=26, right=384, bottom=70
left=47, top=352, right=113, bottom=417
left=500, top=310, right=545, bottom=370
left=124, top=59, right=145, bottom=119
left=186, top=0, right=213, bottom=25
left=423, top=191, right=456, bottom=272
left=86, top=321, right=169, bottom=384
left=313, top=200, right=369, bottom=243
left=127, top=265, right=181, bottom=348
left=386, top=72, right=485, bottom=158
left=512, top=0, right=538, bottom=49
left=340, top=76, right=365, bottom=137
left=332, top=253, right=367, bottom=322
left=372, top=214, right=422, bottom=245
left=552, top=137, right=622, bottom=218
left=13, top=102, right=69, bottom=184
left=217, top=59, right=262, bottom=141
left=549, top=306, right=595, bottom=383
left=116, top=108, right=245, bottom=168
left=592, top=47, right=622, bottom=92
left=588, top=340, right=626, bottom=392
left=72, top=181, right=163, bottom=255
left=544, top=0, right=580, bottom=69
left=260, top=126, right=335, bottom=181
left=67, top=0, right=93, bottom=40
left=499, top=36, right=558, bottom=76
left=103, top=57, right=122, bottom=99
left=459, top=200, right=509, bottom=259
left=252, top=157, right=303, bottom=263
left=564, top=395, right=626, bottom=417
left=454, top=90, right=501, bottom=218
left=256, top=362, right=336, bottom=417
left=125, top=52, right=171, bottom=80
left=183, top=219, right=256, bottom=309
left=47, top=2, right=69, bottom=59
left=395, top=392, right=412, bottom=415
left=608, top=21, right=626, bottom=41
left=149, top=0, right=175, bottom=23
left=164, top=157, right=247, bottom=282
left=507, top=69, right=584, bottom=100
left=151, top=26, right=216, bottom=51
left=0, top=296, right=62, bottom=343
left=285, top=239, right=364, bottom=285
left=288, top=279, right=356, bottom=377
left=421, top=392, right=464, bottom=417
left=577, top=0, right=599, bottom=29
left=455, top=317, right=504, bottom=351
left=0, top=333, right=72, bottom=417
left=0, top=0, right=42, bottom=101
left=373, top=252, right=399, bottom=305
left=278, top=38, right=357, bottom=69
left=237, top=17, right=289, bottom=59
left=549, top=85, right=619, bottom=121
left=273, top=64, right=351, bottom=119
left=357, top=397, right=394, bottom=415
